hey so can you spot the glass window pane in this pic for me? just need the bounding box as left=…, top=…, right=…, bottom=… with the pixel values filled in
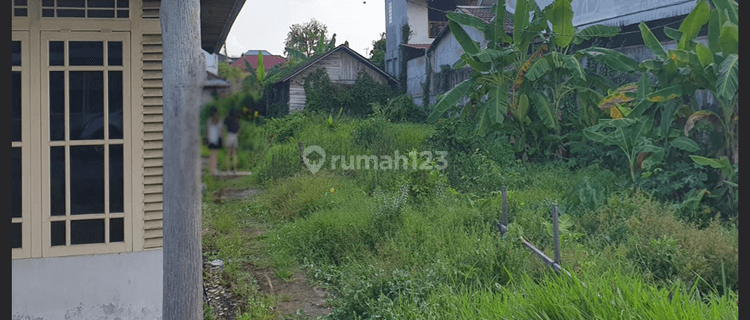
left=117, top=0, right=128, bottom=8
left=14, top=8, right=28, bottom=17
left=12, top=223, right=22, bottom=249
left=89, top=0, right=115, bottom=8
left=43, top=9, right=55, bottom=17
left=109, top=218, right=124, bottom=242
left=69, top=71, right=104, bottom=140
left=50, top=71, right=65, bottom=141
left=12, top=41, right=21, bottom=66
left=109, top=71, right=123, bottom=139
left=117, top=9, right=128, bottom=18
left=51, top=221, right=66, bottom=246
left=88, top=10, right=115, bottom=18
left=58, top=0, right=85, bottom=7
left=71, top=219, right=105, bottom=244
left=13, top=148, right=22, bottom=218
left=57, top=9, right=85, bottom=17
left=50, top=147, right=66, bottom=216
left=69, top=41, right=103, bottom=66
left=42, top=0, right=54, bottom=6
left=108, top=42, right=122, bottom=66
left=70, top=145, right=105, bottom=215
left=49, top=41, right=64, bottom=66
left=14, top=0, right=28, bottom=6
left=109, top=144, right=123, bottom=213
left=13, top=72, right=22, bottom=142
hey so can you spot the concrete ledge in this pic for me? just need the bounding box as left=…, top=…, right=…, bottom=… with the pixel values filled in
left=13, top=250, right=163, bottom=320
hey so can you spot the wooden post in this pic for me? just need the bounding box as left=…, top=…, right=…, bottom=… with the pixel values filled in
left=161, top=0, right=206, bottom=319
left=552, top=204, right=560, bottom=264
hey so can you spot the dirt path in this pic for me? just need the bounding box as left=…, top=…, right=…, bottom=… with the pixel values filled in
left=244, top=263, right=332, bottom=317
left=202, top=169, right=332, bottom=319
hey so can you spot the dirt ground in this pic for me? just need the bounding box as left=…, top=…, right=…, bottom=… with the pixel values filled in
left=203, top=230, right=332, bottom=319
left=201, top=165, right=332, bottom=319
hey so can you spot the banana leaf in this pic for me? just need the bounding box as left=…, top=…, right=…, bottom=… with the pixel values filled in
left=663, top=26, right=683, bottom=42
left=532, top=93, right=559, bottom=132
left=684, top=110, right=720, bottom=136
left=487, top=82, right=509, bottom=125
left=427, top=78, right=475, bottom=123
left=646, top=85, right=682, bottom=102
left=545, top=0, right=575, bottom=48
left=715, top=53, right=738, bottom=100
left=708, top=9, right=722, bottom=53
left=639, top=22, right=667, bottom=59
left=573, top=25, right=621, bottom=45
left=719, top=22, right=738, bottom=55
left=578, top=47, right=639, bottom=73
left=447, top=11, right=491, bottom=31
left=694, top=43, right=714, bottom=68
left=677, top=0, right=710, bottom=50
left=448, top=20, right=480, bottom=56
left=711, top=0, right=738, bottom=25
left=670, top=136, right=701, bottom=152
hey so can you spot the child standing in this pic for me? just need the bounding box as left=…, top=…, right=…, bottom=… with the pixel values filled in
left=224, top=108, right=241, bottom=173
left=206, top=107, right=224, bottom=175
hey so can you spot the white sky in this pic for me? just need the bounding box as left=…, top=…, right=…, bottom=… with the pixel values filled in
left=222, top=0, right=386, bottom=58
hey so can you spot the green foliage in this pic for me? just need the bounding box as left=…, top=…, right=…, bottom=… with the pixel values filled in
left=576, top=191, right=738, bottom=294
left=283, top=18, right=329, bottom=58
left=370, top=94, right=427, bottom=123
left=218, top=60, right=246, bottom=81
left=369, top=32, right=386, bottom=70
left=303, top=68, right=393, bottom=117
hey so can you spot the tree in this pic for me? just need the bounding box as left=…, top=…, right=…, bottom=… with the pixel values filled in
left=284, top=18, right=329, bottom=58
left=369, top=32, right=386, bottom=70
left=160, top=0, right=205, bottom=319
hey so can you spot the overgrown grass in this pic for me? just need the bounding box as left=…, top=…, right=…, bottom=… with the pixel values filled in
left=200, top=111, right=738, bottom=319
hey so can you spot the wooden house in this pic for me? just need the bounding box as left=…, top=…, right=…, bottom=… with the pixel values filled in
left=11, top=1, right=244, bottom=318
left=268, top=45, right=398, bottom=113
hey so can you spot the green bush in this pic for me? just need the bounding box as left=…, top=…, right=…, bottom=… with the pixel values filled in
left=252, top=172, right=347, bottom=220
left=371, top=94, right=427, bottom=123
left=576, top=191, right=738, bottom=293
left=250, top=142, right=302, bottom=184
left=303, top=68, right=393, bottom=117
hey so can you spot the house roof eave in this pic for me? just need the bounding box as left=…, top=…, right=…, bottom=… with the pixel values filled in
left=200, top=0, right=246, bottom=54
left=279, top=45, right=399, bottom=85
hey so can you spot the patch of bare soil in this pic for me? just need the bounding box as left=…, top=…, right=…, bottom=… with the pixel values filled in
left=244, top=264, right=333, bottom=318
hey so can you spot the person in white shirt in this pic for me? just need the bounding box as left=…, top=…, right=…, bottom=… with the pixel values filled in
left=206, top=107, right=224, bottom=175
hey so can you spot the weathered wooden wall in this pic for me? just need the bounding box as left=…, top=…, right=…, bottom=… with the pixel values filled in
left=287, top=50, right=389, bottom=112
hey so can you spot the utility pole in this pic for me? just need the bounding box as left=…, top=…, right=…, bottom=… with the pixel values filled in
left=160, top=0, right=205, bottom=319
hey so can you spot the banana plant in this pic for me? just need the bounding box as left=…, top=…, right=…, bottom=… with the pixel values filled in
left=427, top=0, right=625, bottom=157
left=583, top=116, right=661, bottom=185
left=688, top=155, right=738, bottom=213
left=633, top=0, right=738, bottom=164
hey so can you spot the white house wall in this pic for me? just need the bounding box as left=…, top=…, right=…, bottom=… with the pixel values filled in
left=407, top=0, right=431, bottom=45
left=12, top=250, right=163, bottom=320
left=406, top=56, right=427, bottom=106
left=426, top=25, right=486, bottom=104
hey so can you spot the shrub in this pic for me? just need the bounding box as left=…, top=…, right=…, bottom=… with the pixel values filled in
left=253, top=172, right=345, bottom=220
left=371, top=94, right=427, bottom=123
left=250, top=142, right=302, bottom=184
left=577, top=191, right=738, bottom=293
left=304, top=68, right=393, bottom=117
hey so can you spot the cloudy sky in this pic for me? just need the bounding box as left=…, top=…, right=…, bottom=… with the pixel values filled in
left=223, top=0, right=386, bottom=58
